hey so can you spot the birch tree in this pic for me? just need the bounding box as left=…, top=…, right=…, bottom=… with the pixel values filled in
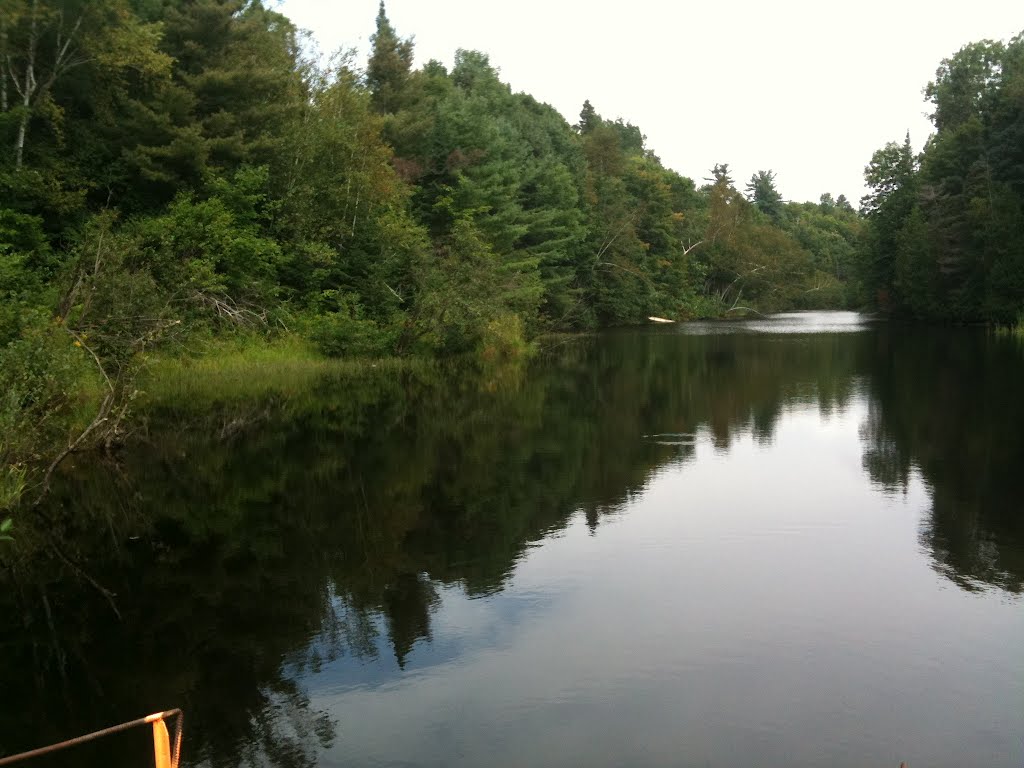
left=0, top=0, right=168, bottom=169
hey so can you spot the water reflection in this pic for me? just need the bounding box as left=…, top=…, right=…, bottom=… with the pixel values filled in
left=0, top=314, right=1021, bottom=768
left=858, top=326, right=1024, bottom=593
left=680, top=309, right=871, bottom=335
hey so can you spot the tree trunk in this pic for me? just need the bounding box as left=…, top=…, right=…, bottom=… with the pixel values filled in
left=9, top=0, right=84, bottom=169
left=13, top=0, right=38, bottom=169
left=15, top=106, right=29, bottom=167
left=15, top=84, right=30, bottom=168
left=1, top=19, right=8, bottom=113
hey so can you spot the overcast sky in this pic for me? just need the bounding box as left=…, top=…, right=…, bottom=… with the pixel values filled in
left=277, top=0, right=1021, bottom=205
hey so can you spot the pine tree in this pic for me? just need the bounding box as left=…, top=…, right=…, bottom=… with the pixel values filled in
left=576, top=99, right=598, bottom=134
left=859, top=132, right=918, bottom=309
left=746, top=170, right=784, bottom=223
left=366, top=1, right=413, bottom=114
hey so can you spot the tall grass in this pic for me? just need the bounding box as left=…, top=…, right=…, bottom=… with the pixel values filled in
left=141, top=334, right=425, bottom=406
left=0, top=465, right=25, bottom=513
left=994, top=313, right=1024, bottom=341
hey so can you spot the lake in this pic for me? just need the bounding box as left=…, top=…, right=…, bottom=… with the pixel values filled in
left=1, top=311, right=1022, bottom=768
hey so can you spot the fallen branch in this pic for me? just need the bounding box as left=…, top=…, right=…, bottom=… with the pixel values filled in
left=192, top=291, right=267, bottom=328
left=724, top=306, right=767, bottom=317
left=30, top=328, right=117, bottom=505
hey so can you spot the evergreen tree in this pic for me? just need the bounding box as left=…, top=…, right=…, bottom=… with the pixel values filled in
left=746, top=170, right=784, bottom=223
left=706, top=163, right=733, bottom=187
left=366, top=1, right=413, bottom=114
left=576, top=99, right=598, bottom=134
left=856, top=31, right=1024, bottom=322
left=859, top=132, right=918, bottom=309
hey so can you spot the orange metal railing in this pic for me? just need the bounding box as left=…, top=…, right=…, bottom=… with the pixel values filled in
left=0, top=708, right=183, bottom=768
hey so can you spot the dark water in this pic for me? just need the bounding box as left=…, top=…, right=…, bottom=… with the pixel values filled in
left=2, top=312, right=1022, bottom=768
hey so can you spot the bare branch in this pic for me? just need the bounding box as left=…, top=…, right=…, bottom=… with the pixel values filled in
left=595, top=260, right=649, bottom=282
left=45, top=12, right=84, bottom=91
left=724, top=306, right=766, bottom=317
left=383, top=282, right=405, bottom=303
left=47, top=542, right=122, bottom=619
left=66, top=326, right=113, bottom=395
left=192, top=291, right=268, bottom=328
left=681, top=239, right=704, bottom=258
left=6, top=55, right=25, bottom=98
left=0, top=18, right=8, bottom=112
left=595, top=215, right=635, bottom=262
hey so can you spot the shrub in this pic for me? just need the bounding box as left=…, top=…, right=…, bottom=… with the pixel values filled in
left=0, top=319, right=101, bottom=509
left=478, top=313, right=531, bottom=362
left=309, top=292, right=398, bottom=357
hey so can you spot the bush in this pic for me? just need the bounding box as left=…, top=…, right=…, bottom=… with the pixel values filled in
left=309, top=292, right=398, bottom=357
left=478, top=313, right=531, bottom=362
left=0, top=209, right=52, bottom=346
left=0, top=466, right=25, bottom=513
left=0, top=320, right=101, bottom=509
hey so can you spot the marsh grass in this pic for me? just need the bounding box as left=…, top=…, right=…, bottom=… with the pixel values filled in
left=993, top=314, right=1024, bottom=341
left=0, top=466, right=25, bottom=514
left=141, top=334, right=427, bottom=406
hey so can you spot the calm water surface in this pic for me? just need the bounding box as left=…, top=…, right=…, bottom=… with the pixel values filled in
left=1, top=312, right=1022, bottom=768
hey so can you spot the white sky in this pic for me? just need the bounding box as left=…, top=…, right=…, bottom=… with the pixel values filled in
left=277, top=0, right=1022, bottom=204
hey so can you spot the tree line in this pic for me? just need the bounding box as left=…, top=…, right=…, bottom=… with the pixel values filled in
left=0, top=0, right=1019, bottom=514
left=859, top=32, right=1024, bottom=322
left=0, top=0, right=860, bottom=359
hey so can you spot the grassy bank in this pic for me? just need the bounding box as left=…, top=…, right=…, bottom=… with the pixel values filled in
left=3, top=328, right=536, bottom=518
left=141, top=335, right=429, bottom=406
left=0, top=334, right=430, bottom=520
left=993, top=314, right=1024, bottom=341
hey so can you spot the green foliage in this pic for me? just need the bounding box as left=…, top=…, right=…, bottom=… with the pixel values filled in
left=893, top=206, right=940, bottom=318
left=781, top=196, right=864, bottom=307
left=309, top=292, right=399, bottom=358
left=478, top=313, right=531, bottom=363
left=746, top=170, right=785, bottom=223
left=133, top=166, right=284, bottom=309
left=401, top=217, right=538, bottom=354
left=1, top=464, right=26, bottom=518
left=858, top=31, right=1024, bottom=322
left=367, top=2, right=414, bottom=114
left=0, top=318, right=102, bottom=482
left=689, top=166, right=836, bottom=313
left=141, top=334, right=421, bottom=404
left=0, top=208, right=52, bottom=344
left=925, top=40, right=1006, bottom=133
left=273, top=63, right=429, bottom=318
left=859, top=134, right=919, bottom=309
left=0, top=0, right=874, bottom=509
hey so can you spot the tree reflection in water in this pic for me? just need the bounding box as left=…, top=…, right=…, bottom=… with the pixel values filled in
left=1, top=322, right=1020, bottom=767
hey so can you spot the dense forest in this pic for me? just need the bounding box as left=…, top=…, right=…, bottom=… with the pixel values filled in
left=860, top=34, right=1024, bottom=321
left=0, top=0, right=864, bottom=354
left=0, top=0, right=1021, bottom=515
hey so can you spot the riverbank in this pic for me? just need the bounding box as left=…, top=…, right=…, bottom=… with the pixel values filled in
left=994, top=315, right=1024, bottom=340
left=0, top=334, right=436, bottom=518
left=1, top=327, right=549, bottom=517
left=141, top=335, right=426, bottom=405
